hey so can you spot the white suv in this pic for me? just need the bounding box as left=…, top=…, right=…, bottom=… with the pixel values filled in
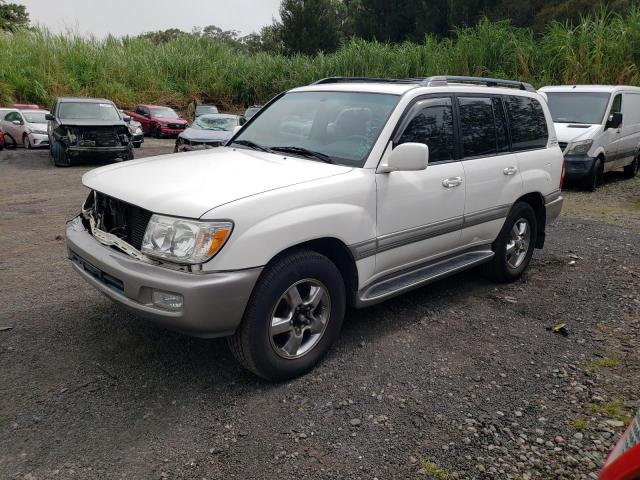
left=66, top=76, right=564, bottom=380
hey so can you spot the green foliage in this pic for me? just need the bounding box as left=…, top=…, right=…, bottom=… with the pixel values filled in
left=0, top=0, right=29, bottom=32
left=1, top=11, right=639, bottom=109
left=279, top=0, right=344, bottom=54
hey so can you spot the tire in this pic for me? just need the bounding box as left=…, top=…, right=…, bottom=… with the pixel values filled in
left=23, top=134, right=31, bottom=149
left=153, top=126, right=162, bottom=139
left=125, top=145, right=134, bottom=160
left=134, top=142, right=142, bottom=149
left=228, top=250, right=346, bottom=381
left=484, top=201, right=538, bottom=283
left=584, top=157, right=603, bottom=191
left=623, top=155, right=639, bottom=179
left=51, top=140, right=71, bottom=167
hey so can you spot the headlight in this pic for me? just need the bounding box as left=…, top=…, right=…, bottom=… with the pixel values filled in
left=135, top=127, right=143, bottom=134
left=31, top=129, right=47, bottom=135
left=567, top=139, right=593, bottom=155
left=141, top=215, right=232, bottom=264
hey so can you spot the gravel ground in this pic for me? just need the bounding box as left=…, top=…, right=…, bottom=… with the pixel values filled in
left=0, top=142, right=639, bottom=480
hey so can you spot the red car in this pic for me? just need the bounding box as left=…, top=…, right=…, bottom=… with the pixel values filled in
left=124, top=104, right=188, bottom=138
left=0, top=128, right=4, bottom=150
left=600, top=410, right=640, bottom=480
left=12, top=103, right=40, bottom=110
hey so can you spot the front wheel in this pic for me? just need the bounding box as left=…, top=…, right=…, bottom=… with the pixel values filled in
left=623, top=155, right=639, bottom=179
left=51, top=140, right=71, bottom=167
left=23, top=134, right=31, bottom=149
left=585, top=158, right=603, bottom=191
left=228, top=250, right=346, bottom=381
left=484, top=202, right=537, bottom=283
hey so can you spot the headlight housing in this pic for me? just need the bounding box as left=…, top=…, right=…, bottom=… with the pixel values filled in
left=141, top=215, right=232, bottom=265
left=135, top=127, right=143, bottom=134
left=31, top=129, right=47, bottom=135
left=567, top=139, right=593, bottom=155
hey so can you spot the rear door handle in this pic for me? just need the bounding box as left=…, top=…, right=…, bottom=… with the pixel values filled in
left=442, top=177, right=463, bottom=188
left=503, top=166, right=519, bottom=176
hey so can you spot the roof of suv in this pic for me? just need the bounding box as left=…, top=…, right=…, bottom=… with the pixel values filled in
left=293, top=76, right=538, bottom=96
left=540, top=85, right=640, bottom=93
left=58, top=97, right=114, bottom=104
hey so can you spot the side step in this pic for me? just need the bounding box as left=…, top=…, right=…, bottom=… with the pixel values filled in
left=357, top=249, right=494, bottom=307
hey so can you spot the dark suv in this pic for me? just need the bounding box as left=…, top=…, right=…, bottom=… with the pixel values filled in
left=47, top=97, right=134, bottom=167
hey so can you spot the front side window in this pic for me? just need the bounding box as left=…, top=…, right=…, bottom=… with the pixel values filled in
left=545, top=92, right=610, bottom=125
left=610, top=94, right=622, bottom=114
left=232, top=91, right=400, bottom=167
left=504, top=96, right=548, bottom=152
left=58, top=102, right=120, bottom=121
left=398, top=99, right=454, bottom=163
left=459, top=97, right=497, bottom=158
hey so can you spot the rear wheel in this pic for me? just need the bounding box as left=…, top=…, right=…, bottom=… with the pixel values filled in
left=585, top=157, right=603, bottom=191
left=623, top=155, right=639, bottom=179
left=228, top=250, right=346, bottom=381
left=51, top=140, right=71, bottom=167
left=485, top=202, right=537, bottom=283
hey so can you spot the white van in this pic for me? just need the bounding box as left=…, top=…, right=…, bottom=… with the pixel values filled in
left=539, top=85, right=640, bottom=190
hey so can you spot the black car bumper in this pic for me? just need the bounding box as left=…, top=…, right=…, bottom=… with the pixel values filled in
left=563, top=154, right=597, bottom=180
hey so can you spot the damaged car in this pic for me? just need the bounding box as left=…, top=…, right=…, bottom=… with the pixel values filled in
left=174, top=113, right=242, bottom=152
left=47, top=97, right=134, bottom=167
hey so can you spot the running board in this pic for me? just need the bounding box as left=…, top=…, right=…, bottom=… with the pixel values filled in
left=356, top=250, right=494, bottom=307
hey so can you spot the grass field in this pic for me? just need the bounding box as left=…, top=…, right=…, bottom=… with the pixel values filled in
left=1, top=10, right=639, bottom=110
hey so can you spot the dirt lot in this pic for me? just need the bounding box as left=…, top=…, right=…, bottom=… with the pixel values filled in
left=1, top=142, right=639, bottom=480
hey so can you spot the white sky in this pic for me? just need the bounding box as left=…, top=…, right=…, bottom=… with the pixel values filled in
left=15, top=0, right=282, bottom=38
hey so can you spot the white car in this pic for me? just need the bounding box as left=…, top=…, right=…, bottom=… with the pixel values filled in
left=539, top=85, right=640, bottom=190
left=66, top=76, right=564, bottom=380
left=0, top=108, right=49, bottom=149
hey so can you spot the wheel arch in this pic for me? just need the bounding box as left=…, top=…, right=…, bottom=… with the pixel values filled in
left=515, top=192, right=546, bottom=249
left=263, top=237, right=359, bottom=305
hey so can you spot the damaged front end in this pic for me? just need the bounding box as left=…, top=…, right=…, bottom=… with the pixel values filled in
left=54, top=125, right=133, bottom=160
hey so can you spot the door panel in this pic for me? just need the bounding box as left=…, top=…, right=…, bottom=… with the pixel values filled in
left=375, top=97, right=465, bottom=277
left=619, top=92, right=640, bottom=167
left=604, top=93, right=623, bottom=170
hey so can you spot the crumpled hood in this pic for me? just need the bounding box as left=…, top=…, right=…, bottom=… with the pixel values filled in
left=554, top=123, right=602, bottom=143
left=82, top=147, right=352, bottom=218
left=58, top=119, right=127, bottom=127
left=180, top=127, right=233, bottom=142
left=155, top=116, right=187, bottom=125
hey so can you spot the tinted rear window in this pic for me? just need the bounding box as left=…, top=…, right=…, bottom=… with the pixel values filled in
left=504, top=96, right=548, bottom=151
left=459, top=97, right=497, bottom=158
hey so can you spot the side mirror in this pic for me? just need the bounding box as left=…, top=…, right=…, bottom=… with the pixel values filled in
left=379, top=142, right=429, bottom=173
left=12, top=120, right=22, bottom=125
left=606, top=112, right=623, bottom=129
left=45, top=113, right=55, bottom=121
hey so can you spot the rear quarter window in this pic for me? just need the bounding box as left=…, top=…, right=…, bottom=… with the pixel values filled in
left=504, top=96, right=548, bottom=151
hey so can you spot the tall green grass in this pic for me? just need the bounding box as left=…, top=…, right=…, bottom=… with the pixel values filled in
left=1, top=10, right=639, bottom=110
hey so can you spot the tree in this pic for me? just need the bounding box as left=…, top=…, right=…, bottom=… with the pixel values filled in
left=279, top=0, right=344, bottom=55
left=139, top=28, right=188, bottom=44
left=0, top=0, right=29, bottom=32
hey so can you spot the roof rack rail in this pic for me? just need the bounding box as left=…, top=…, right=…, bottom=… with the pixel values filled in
left=312, top=77, right=419, bottom=85
left=311, top=75, right=536, bottom=92
left=420, top=76, right=536, bottom=91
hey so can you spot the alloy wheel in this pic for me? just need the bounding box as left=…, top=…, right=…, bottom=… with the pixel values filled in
left=269, top=279, right=331, bottom=359
left=506, top=218, right=531, bottom=269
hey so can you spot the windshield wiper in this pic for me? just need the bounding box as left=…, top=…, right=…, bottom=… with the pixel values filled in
left=230, top=139, right=272, bottom=153
left=271, top=146, right=334, bottom=164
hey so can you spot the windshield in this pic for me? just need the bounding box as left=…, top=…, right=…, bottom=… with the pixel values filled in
left=194, top=115, right=238, bottom=131
left=545, top=92, right=611, bottom=124
left=22, top=111, right=48, bottom=123
left=58, top=102, right=121, bottom=121
left=196, top=105, right=218, bottom=116
left=150, top=107, right=179, bottom=119
left=233, top=92, right=399, bottom=167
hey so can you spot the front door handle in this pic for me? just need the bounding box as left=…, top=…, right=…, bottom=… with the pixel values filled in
left=442, top=177, right=463, bottom=188
left=503, top=166, right=519, bottom=176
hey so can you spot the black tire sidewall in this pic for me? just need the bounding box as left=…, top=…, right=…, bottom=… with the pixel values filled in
left=23, top=134, right=30, bottom=149
left=491, top=202, right=538, bottom=282
left=241, top=252, right=346, bottom=381
left=52, top=141, right=71, bottom=167
left=586, top=158, right=602, bottom=191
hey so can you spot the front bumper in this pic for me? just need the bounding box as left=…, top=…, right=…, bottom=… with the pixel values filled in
left=67, top=145, right=130, bottom=158
left=132, top=133, right=144, bottom=144
left=29, top=133, right=49, bottom=147
left=65, top=216, right=262, bottom=338
left=563, top=154, right=596, bottom=179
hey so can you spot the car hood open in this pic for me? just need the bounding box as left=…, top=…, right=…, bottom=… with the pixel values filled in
left=82, top=147, right=352, bottom=219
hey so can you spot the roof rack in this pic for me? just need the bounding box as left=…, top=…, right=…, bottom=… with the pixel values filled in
left=311, top=75, right=536, bottom=92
